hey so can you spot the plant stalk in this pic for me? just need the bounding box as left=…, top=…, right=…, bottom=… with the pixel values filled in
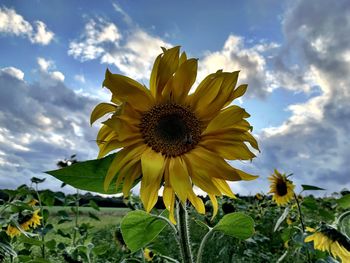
left=72, top=189, right=80, bottom=246
left=196, top=228, right=213, bottom=263
left=176, top=201, right=193, bottom=263
left=35, top=183, right=46, bottom=259
left=294, top=193, right=311, bottom=263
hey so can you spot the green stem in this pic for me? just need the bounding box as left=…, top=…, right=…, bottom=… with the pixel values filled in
left=72, top=189, right=80, bottom=246
left=176, top=201, right=193, bottom=263
left=35, top=183, right=46, bottom=259
left=294, top=193, right=311, bottom=263
left=336, top=210, right=350, bottom=234
left=196, top=228, right=214, bottom=263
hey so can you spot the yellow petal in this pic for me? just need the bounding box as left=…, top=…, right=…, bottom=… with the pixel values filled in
left=163, top=186, right=176, bottom=224
left=140, top=148, right=166, bottom=212
left=188, top=190, right=205, bottom=214
left=161, top=58, right=198, bottom=104
left=179, top=51, right=187, bottom=65
left=122, top=163, right=141, bottom=197
left=186, top=146, right=256, bottom=182
left=200, top=139, right=255, bottom=160
left=183, top=155, right=222, bottom=195
left=208, top=194, right=218, bottom=219
left=190, top=71, right=240, bottom=121
left=103, top=69, right=154, bottom=111
left=98, top=136, right=143, bottom=158
left=149, top=46, right=180, bottom=100
left=212, top=178, right=236, bottom=198
left=104, top=143, right=146, bottom=191
left=203, top=106, right=248, bottom=134
left=90, top=102, right=118, bottom=125
left=169, top=157, right=192, bottom=203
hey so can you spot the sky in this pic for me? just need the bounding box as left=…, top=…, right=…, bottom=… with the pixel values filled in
left=0, top=0, right=349, bottom=196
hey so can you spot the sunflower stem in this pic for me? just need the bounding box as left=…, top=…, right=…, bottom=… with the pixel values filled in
left=176, top=201, right=193, bottom=263
left=294, top=193, right=311, bottom=263
left=196, top=228, right=213, bottom=263
left=35, top=182, right=46, bottom=259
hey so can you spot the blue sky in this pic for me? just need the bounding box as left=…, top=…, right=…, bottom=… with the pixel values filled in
left=0, top=0, right=349, bottom=196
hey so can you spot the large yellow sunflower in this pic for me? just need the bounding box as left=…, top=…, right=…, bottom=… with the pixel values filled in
left=305, top=225, right=350, bottom=262
left=91, top=46, right=259, bottom=223
left=268, top=169, right=295, bottom=206
left=6, top=210, right=42, bottom=238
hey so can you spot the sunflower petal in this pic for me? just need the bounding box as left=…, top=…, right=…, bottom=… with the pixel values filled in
left=149, top=46, right=180, bottom=99
left=140, top=148, right=166, bottom=212
left=162, top=58, right=198, bottom=103
left=190, top=71, right=240, bottom=121
left=208, top=194, right=218, bottom=219
left=169, top=157, right=192, bottom=203
left=203, top=106, right=248, bottom=134
left=104, top=144, right=146, bottom=191
left=212, top=178, right=236, bottom=198
left=122, top=163, right=141, bottom=197
left=188, top=190, right=205, bottom=214
left=163, top=186, right=176, bottom=224
left=90, top=102, right=118, bottom=125
left=103, top=69, right=154, bottom=111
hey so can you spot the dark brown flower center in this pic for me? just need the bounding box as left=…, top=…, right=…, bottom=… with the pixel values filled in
left=276, top=179, right=288, bottom=196
left=139, top=103, right=201, bottom=157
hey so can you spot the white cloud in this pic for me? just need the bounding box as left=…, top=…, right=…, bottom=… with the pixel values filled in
left=0, top=65, right=99, bottom=191
left=68, top=17, right=171, bottom=80
left=0, top=7, right=54, bottom=45
left=198, top=35, right=279, bottom=98
left=30, top=21, right=54, bottom=45
left=37, top=57, right=65, bottom=82
left=250, top=0, right=350, bottom=193
left=74, top=74, right=86, bottom=83
left=68, top=18, right=121, bottom=61
left=0, top=67, right=24, bottom=80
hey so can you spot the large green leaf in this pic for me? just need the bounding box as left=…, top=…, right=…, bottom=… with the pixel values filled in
left=46, top=153, right=138, bottom=194
left=120, top=210, right=166, bottom=252
left=301, top=184, right=325, bottom=191
left=213, top=212, right=254, bottom=240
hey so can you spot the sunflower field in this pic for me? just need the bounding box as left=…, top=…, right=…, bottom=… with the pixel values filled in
left=0, top=180, right=349, bottom=262
left=1, top=47, right=350, bottom=263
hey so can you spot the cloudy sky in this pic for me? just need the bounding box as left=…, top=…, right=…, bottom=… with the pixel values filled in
left=0, top=0, right=349, bottom=196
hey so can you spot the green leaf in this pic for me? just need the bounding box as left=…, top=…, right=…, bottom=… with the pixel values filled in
left=88, top=212, right=100, bottom=221
left=337, top=194, right=350, bottom=209
left=18, top=236, right=43, bottom=246
left=301, top=184, right=325, bottom=191
left=120, top=210, right=167, bottom=252
left=46, top=153, right=136, bottom=194
left=213, top=212, right=254, bottom=240
left=274, top=206, right=290, bottom=232
left=89, top=200, right=100, bottom=211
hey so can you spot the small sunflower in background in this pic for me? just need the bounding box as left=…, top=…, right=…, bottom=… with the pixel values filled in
left=91, top=46, right=259, bottom=223
left=305, top=224, right=350, bottom=262
left=268, top=169, right=295, bottom=206
left=144, top=248, right=155, bottom=262
left=6, top=209, right=42, bottom=238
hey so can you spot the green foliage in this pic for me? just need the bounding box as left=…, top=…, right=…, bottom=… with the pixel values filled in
left=46, top=153, right=126, bottom=194
left=120, top=210, right=167, bottom=252
left=337, top=194, right=350, bottom=209
left=213, top=212, right=254, bottom=240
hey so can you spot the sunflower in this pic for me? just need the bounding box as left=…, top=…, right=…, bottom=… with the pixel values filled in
left=6, top=225, right=21, bottom=238
left=6, top=210, right=42, bottom=238
left=20, top=209, right=42, bottom=230
left=144, top=248, right=154, bottom=262
left=305, top=224, right=350, bottom=262
left=268, top=169, right=295, bottom=206
left=91, top=46, right=259, bottom=223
